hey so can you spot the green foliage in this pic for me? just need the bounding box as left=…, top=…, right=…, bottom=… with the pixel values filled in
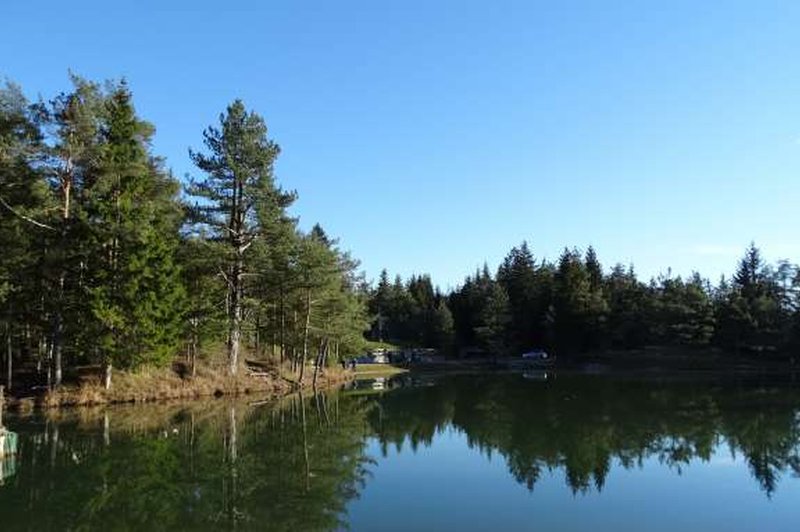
left=3, top=73, right=800, bottom=388
left=440, top=241, right=798, bottom=359
left=366, top=271, right=455, bottom=353
left=1, top=77, right=369, bottom=387
left=84, top=84, right=185, bottom=368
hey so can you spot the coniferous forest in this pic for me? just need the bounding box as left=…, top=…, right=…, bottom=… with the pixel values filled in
left=2, top=76, right=799, bottom=396
left=0, top=76, right=368, bottom=392
left=374, top=242, right=800, bottom=361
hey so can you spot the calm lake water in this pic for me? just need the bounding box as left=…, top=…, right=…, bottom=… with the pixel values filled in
left=2, top=372, right=800, bottom=531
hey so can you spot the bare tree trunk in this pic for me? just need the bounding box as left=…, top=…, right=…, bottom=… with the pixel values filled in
left=46, top=339, right=53, bottom=389
left=312, top=338, right=325, bottom=389
left=5, top=324, right=11, bottom=391
left=52, top=159, right=72, bottom=390
left=254, top=312, right=260, bottom=358
left=191, top=331, right=197, bottom=378
left=53, top=281, right=64, bottom=387
left=291, top=310, right=298, bottom=374
left=299, top=288, right=311, bottom=385
left=229, top=256, right=243, bottom=377
left=279, top=286, right=285, bottom=368
left=104, top=361, right=112, bottom=390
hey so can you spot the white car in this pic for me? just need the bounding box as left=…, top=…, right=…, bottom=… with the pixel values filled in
left=522, top=350, right=549, bottom=360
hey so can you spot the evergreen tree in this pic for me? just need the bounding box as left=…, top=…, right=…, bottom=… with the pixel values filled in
left=0, top=81, right=51, bottom=389
left=604, top=264, right=651, bottom=348
left=43, top=75, right=107, bottom=386
left=84, top=83, right=185, bottom=383
left=549, top=249, right=592, bottom=354
left=369, top=269, right=392, bottom=342
left=496, top=242, right=540, bottom=351
left=187, top=100, right=293, bottom=375
left=716, top=244, right=783, bottom=354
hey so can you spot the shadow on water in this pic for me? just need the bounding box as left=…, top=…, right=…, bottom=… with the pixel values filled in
left=1, top=372, right=800, bottom=530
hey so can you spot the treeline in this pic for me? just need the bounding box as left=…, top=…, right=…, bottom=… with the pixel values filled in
left=367, top=271, right=454, bottom=351
left=0, top=76, right=368, bottom=390
left=369, top=242, right=800, bottom=359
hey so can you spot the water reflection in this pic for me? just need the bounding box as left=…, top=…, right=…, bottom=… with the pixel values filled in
left=0, top=393, right=372, bottom=530
left=369, top=373, right=800, bottom=497
left=1, top=373, right=800, bottom=530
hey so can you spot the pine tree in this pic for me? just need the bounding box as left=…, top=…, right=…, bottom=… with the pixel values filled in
left=43, top=75, right=107, bottom=386
left=187, top=100, right=293, bottom=375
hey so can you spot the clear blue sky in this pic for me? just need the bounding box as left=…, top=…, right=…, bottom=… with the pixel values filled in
left=3, top=1, right=799, bottom=289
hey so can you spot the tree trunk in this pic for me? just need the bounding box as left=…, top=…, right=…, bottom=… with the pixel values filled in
left=312, top=338, right=325, bottom=389
left=51, top=157, right=73, bottom=390
left=279, top=286, right=285, bottom=367
left=5, top=323, right=11, bottom=391
left=53, top=323, right=63, bottom=387
left=299, top=288, right=311, bottom=385
left=229, top=256, right=243, bottom=377
left=190, top=330, right=197, bottom=378
left=291, top=310, right=298, bottom=374
left=254, top=312, right=261, bottom=357
left=46, top=339, right=53, bottom=389
left=104, top=361, right=112, bottom=390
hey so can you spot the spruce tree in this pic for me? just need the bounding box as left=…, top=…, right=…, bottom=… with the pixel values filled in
left=85, top=83, right=185, bottom=384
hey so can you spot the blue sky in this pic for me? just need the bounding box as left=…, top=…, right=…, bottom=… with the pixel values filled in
left=3, top=1, right=799, bottom=289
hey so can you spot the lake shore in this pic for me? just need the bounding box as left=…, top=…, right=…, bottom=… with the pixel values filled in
left=367, top=346, right=799, bottom=378
left=3, top=363, right=354, bottom=413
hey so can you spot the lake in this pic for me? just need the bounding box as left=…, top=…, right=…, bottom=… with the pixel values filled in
left=1, top=371, right=800, bottom=531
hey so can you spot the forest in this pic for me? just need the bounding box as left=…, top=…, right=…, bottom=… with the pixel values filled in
left=2, top=75, right=799, bottom=397
left=0, top=75, right=369, bottom=392
left=371, top=242, right=800, bottom=360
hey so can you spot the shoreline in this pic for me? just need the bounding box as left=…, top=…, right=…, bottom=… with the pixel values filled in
left=2, top=365, right=355, bottom=414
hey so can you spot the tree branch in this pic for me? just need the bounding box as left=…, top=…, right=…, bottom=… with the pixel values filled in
left=0, top=194, right=56, bottom=231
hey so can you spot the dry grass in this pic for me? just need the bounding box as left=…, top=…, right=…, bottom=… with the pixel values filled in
left=39, top=360, right=353, bottom=409
left=354, top=363, right=408, bottom=378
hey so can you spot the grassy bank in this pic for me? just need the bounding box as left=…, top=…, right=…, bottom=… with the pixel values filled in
left=6, top=362, right=353, bottom=411
left=354, top=363, right=408, bottom=378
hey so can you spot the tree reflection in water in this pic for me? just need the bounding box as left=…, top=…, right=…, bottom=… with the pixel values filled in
left=1, top=373, right=800, bottom=531
left=368, top=373, right=800, bottom=497
left=0, top=392, right=373, bottom=531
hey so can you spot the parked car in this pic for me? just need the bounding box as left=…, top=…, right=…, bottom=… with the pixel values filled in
left=521, top=350, right=549, bottom=360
